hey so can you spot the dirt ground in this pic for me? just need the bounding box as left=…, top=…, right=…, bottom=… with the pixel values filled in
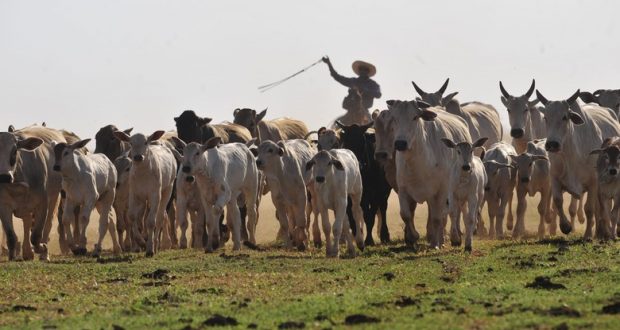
left=3, top=192, right=583, bottom=256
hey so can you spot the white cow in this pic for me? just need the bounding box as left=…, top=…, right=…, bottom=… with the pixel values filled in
left=590, top=137, right=620, bottom=239
left=305, top=150, right=365, bottom=257
left=113, top=130, right=177, bottom=257
left=441, top=137, right=488, bottom=252
left=482, top=142, right=517, bottom=238
left=255, top=139, right=316, bottom=250
left=537, top=89, right=620, bottom=239
left=510, top=139, right=555, bottom=239
left=388, top=99, right=471, bottom=248
left=112, top=154, right=132, bottom=251
left=180, top=137, right=259, bottom=252
left=52, top=139, right=121, bottom=256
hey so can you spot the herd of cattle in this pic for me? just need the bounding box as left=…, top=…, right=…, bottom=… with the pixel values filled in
left=1, top=80, right=620, bottom=261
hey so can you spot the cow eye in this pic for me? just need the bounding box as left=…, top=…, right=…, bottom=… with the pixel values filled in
left=528, top=163, right=532, bottom=167
left=268, top=149, right=273, bottom=153
left=506, top=109, right=511, bottom=113
left=523, top=108, right=528, bottom=113
left=125, top=168, right=130, bottom=172
left=64, top=151, right=69, bottom=156
left=195, top=152, right=199, bottom=156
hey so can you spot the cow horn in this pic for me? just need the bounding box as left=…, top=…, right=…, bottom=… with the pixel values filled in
left=499, top=81, right=511, bottom=99
left=536, top=90, right=549, bottom=106
left=411, top=81, right=427, bottom=96
left=593, top=89, right=604, bottom=96
left=524, top=79, right=535, bottom=98
left=567, top=89, right=580, bottom=104
left=437, top=78, right=449, bottom=94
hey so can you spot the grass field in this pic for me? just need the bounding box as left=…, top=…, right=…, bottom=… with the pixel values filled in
left=1, top=193, right=619, bottom=329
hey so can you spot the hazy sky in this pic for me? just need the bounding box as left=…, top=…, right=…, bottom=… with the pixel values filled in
left=1, top=0, right=618, bottom=141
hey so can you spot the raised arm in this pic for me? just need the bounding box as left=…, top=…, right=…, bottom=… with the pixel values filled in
left=323, top=57, right=356, bottom=88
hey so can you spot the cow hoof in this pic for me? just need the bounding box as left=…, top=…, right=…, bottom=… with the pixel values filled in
left=559, top=221, right=573, bottom=235
left=380, top=235, right=391, bottom=244
left=313, top=241, right=322, bottom=249
left=365, top=237, right=375, bottom=247
left=450, top=240, right=461, bottom=247
left=296, top=242, right=307, bottom=252
left=145, top=251, right=154, bottom=258
left=464, top=246, right=472, bottom=253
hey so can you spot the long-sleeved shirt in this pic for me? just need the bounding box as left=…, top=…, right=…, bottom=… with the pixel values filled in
left=329, top=67, right=381, bottom=109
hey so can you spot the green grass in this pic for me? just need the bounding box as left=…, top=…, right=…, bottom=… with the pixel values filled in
left=0, top=237, right=619, bottom=330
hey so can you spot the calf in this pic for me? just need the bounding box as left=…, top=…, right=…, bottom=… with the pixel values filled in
left=481, top=142, right=517, bottom=238
left=590, top=137, right=620, bottom=238
left=336, top=120, right=392, bottom=245
left=510, top=139, right=555, bottom=239
left=53, top=139, right=121, bottom=256
left=255, top=139, right=315, bottom=250
left=372, top=109, right=398, bottom=192
left=305, top=150, right=365, bottom=257
left=180, top=138, right=259, bottom=251
left=113, top=154, right=132, bottom=251
left=113, top=130, right=177, bottom=257
left=305, top=127, right=341, bottom=151
left=441, top=137, right=487, bottom=251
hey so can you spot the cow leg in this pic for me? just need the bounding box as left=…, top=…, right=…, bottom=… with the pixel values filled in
left=552, top=180, right=572, bottom=235
left=379, top=198, right=390, bottom=243
left=57, top=194, right=70, bottom=255
left=0, top=210, right=18, bottom=261
left=205, top=206, right=222, bottom=253
left=345, top=196, right=356, bottom=239
left=449, top=198, right=462, bottom=247
left=244, top=189, right=258, bottom=246
left=611, top=196, right=620, bottom=239
left=428, top=196, right=447, bottom=249
left=332, top=205, right=347, bottom=258
left=350, top=192, right=365, bottom=252
left=593, top=190, right=611, bottom=240
left=320, top=208, right=332, bottom=256
left=514, top=185, right=527, bottom=239
left=342, top=215, right=356, bottom=258
left=96, top=193, right=120, bottom=256
left=274, top=200, right=292, bottom=248
left=176, top=195, right=189, bottom=249
left=568, top=197, right=578, bottom=228
left=166, top=200, right=178, bottom=249
left=61, top=200, right=78, bottom=253
left=30, top=200, right=49, bottom=261
left=398, top=192, right=419, bottom=247
left=506, top=189, right=514, bottom=231
left=144, top=195, right=160, bottom=257
left=544, top=188, right=557, bottom=236
left=21, top=213, right=35, bottom=261
left=77, top=202, right=95, bottom=255
left=497, top=194, right=510, bottom=239
left=584, top=192, right=597, bottom=240
left=129, top=201, right=146, bottom=252
left=486, top=197, right=498, bottom=239
left=363, top=200, right=377, bottom=246
left=464, top=197, right=477, bottom=252
left=226, top=201, right=242, bottom=251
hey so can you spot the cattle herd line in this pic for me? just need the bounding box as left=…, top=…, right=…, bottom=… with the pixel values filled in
left=1, top=79, right=620, bottom=261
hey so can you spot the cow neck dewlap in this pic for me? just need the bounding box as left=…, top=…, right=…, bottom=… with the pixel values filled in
left=407, top=119, right=440, bottom=167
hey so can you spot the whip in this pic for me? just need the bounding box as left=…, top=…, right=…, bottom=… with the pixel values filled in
left=258, top=57, right=324, bottom=93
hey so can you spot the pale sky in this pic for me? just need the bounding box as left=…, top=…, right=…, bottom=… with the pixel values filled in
left=1, top=0, right=618, bottom=141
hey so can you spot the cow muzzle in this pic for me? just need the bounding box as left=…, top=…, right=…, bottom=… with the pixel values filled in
left=375, top=151, right=388, bottom=160
left=545, top=141, right=560, bottom=153
left=609, top=168, right=618, bottom=176
left=521, top=177, right=530, bottom=183
left=185, top=175, right=195, bottom=183
left=133, top=155, right=145, bottom=162
left=256, top=159, right=263, bottom=168
left=0, top=174, right=13, bottom=184
left=315, top=176, right=325, bottom=183
left=53, top=165, right=61, bottom=172
left=510, top=128, right=525, bottom=139
left=182, top=165, right=191, bottom=173
left=462, top=164, right=471, bottom=172
left=394, top=140, right=408, bottom=151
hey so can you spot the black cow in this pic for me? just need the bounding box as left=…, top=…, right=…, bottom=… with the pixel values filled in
left=336, top=121, right=392, bottom=245
left=94, top=125, right=133, bottom=161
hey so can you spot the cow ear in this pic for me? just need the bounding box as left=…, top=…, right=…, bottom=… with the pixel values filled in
left=579, top=91, right=596, bottom=104
left=508, top=154, right=518, bottom=164
left=70, top=138, right=91, bottom=149
left=480, top=147, right=486, bottom=160
left=305, top=160, right=315, bottom=171
left=123, top=127, right=134, bottom=135
left=442, top=92, right=459, bottom=105
left=361, top=121, right=374, bottom=131
left=372, top=109, right=380, bottom=120
left=198, top=117, right=212, bottom=126
left=8, top=125, right=15, bottom=132
left=386, top=100, right=396, bottom=107
left=569, top=111, right=585, bottom=125
left=473, top=137, right=488, bottom=149
left=246, top=138, right=257, bottom=147
left=113, top=131, right=130, bottom=142
left=17, top=137, right=44, bottom=151
left=170, top=149, right=183, bottom=163
left=249, top=147, right=258, bottom=157
left=528, top=99, right=539, bottom=108
left=589, top=148, right=603, bottom=155
left=278, top=147, right=285, bottom=156
left=334, top=121, right=346, bottom=129
left=233, top=108, right=240, bottom=117
left=419, top=109, right=437, bottom=121
left=174, top=116, right=179, bottom=123
left=318, top=127, right=327, bottom=135
left=330, top=159, right=344, bottom=170
left=148, top=130, right=165, bottom=142
left=440, top=138, right=456, bottom=148
left=416, top=100, right=432, bottom=109
left=203, top=137, right=222, bottom=151
left=170, top=136, right=187, bottom=149
left=256, top=108, right=267, bottom=122
left=445, top=100, right=461, bottom=116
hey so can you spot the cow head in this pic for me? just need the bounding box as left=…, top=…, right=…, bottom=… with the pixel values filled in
left=372, top=109, right=394, bottom=162
left=113, top=154, right=132, bottom=188
left=499, top=80, right=539, bottom=139
left=482, top=160, right=515, bottom=191
left=580, top=89, right=620, bottom=116
left=233, top=108, right=267, bottom=138
left=113, top=130, right=165, bottom=163
left=387, top=99, right=437, bottom=152
left=334, top=120, right=373, bottom=160
left=411, top=78, right=458, bottom=106
left=317, top=127, right=340, bottom=151
left=305, top=150, right=344, bottom=184
left=255, top=140, right=284, bottom=171
left=441, top=137, right=488, bottom=172
left=509, top=143, right=548, bottom=184
left=174, top=110, right=212, bottom=143
left=179, top=137, right=221, bottom=178
left=535, top=89, right=583, bottom=153
left=52, top=139, right=91, bottom=172
left=95, top=125, right=133, bottom=161
left=590, top=137, right=620, bottom=179
left=0, top=132, right=44, bottom=183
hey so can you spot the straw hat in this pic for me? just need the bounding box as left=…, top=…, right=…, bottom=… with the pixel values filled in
left=352, top=60, right=376, bottom=77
